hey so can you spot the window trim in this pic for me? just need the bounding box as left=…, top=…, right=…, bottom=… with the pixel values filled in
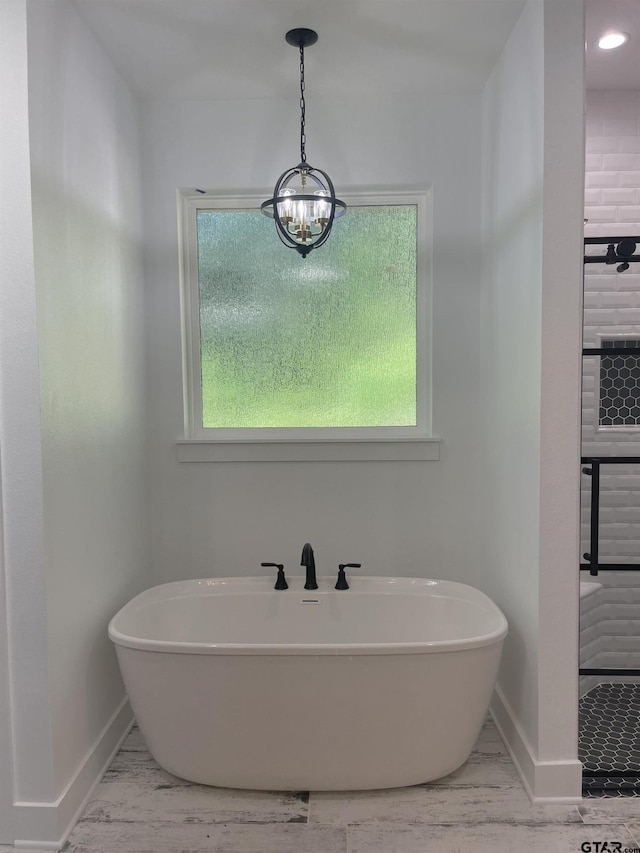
left=177, top=187, right=439, bottom=462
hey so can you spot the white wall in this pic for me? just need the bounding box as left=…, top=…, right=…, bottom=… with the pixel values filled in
left=0, top=0, right=149, bottom=845
left=580, top=90, right=640, bottom=686
left=0, top=1, right=51, bottom=840
left=0, top=2, right=586, bottom=839
left=141, top=92, right=489, bottom=588
left=480, top=0, right=544, bottom=759
left=537, top=0, right=583, bottom=777
left=142, top=5, right=584, bottom=801
left=479, top=0, right=583, bottom=799
left=583, top=90, right=640, bottom=553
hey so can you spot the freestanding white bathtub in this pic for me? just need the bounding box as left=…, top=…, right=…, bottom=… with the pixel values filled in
left=109, top=575, right=507, bottom=791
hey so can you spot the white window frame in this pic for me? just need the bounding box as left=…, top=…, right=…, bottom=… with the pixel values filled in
left=177, top=187, right=440, bottom=462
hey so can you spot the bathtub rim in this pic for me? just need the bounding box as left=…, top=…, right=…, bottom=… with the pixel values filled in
left=108, top=575, right=508, bottom=656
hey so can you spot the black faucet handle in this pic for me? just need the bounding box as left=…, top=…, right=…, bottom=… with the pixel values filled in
left=261, top=562, right=288, bottom=590
left=336, top=563, right=361, bottom=590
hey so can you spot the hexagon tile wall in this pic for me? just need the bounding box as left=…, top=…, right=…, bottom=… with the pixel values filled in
left=599, top=339, right=640, bottom=427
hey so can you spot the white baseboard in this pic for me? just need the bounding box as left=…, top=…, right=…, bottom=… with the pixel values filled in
left=13, top=696, right=133, bottom=850
left=490, top=686, right=583, bottom=802
left=10, top=685, right=582, bottom=846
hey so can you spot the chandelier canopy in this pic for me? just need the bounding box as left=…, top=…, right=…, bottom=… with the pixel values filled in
left=261, top=28, right=346, bottom=258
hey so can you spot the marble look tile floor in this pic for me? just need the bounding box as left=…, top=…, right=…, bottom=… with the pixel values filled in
left=5, top=720, right=640, bottom=853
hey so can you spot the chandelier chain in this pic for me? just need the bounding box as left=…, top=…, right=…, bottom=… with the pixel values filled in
left=299, top=44, right=306, bottom=163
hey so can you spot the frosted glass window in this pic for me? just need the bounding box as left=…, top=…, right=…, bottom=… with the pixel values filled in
left=195, top=205, right=418, bottom=429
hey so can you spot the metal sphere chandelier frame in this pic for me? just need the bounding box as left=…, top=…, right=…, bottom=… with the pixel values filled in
left=261, top=28, right=346, bottom=258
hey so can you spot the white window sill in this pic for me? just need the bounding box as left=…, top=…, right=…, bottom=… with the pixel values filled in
left=176, top=438, right=441, bottom=463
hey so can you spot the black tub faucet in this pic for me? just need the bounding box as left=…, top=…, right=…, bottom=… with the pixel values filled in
left=301, top=543, right=318, bottom=590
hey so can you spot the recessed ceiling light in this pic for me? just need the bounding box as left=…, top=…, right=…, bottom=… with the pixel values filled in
left=598, top=31, right=629, bottom=50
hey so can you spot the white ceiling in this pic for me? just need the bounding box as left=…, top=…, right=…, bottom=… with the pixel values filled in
left=69, top=0, right=640, bottom=101
left=70, top=0, right=528, bottom=100
left=586, top=0, right=640, bottom=90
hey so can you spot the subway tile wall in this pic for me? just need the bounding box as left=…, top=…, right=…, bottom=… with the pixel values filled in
left=581, top=90, right=640, bottom=690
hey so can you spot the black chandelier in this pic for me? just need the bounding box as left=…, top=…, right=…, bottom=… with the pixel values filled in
left=261, top=28, right=346, bottom=258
